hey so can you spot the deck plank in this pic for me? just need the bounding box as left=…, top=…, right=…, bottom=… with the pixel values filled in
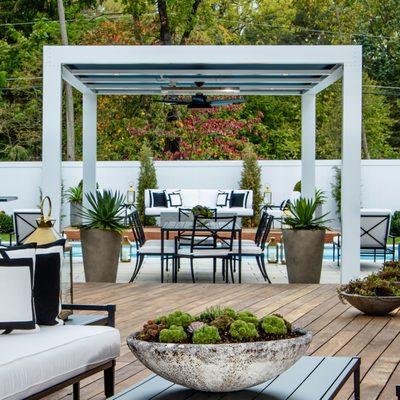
left=42, top=283, right=399, bottom=400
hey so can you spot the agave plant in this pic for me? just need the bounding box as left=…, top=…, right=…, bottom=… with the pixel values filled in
left=283, top=193, right=330, bottom=230
left=78, top=190, right=126, bottom=233
left=65, top=181, right=83, bottom=204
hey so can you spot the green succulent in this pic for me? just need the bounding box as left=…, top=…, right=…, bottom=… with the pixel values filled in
left=159, top=325, right=187, bottom=343
left=154, top=315, right=167, bottom=325
left=166, top=311, right=194, bottom=328
left=192, top=326, right=221, bottom=344
left=210, top=315, right=235, bottom=331
left=261, top=316, right=288, bottom=335
left=199, top=306, right=237, bottom=322
left=229, top=320, right=259, bottom=341
left=236, top=311, right=259, bottom=325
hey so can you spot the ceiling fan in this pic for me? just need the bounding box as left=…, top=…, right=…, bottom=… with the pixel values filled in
left=155, top=81, right=245, bottom=109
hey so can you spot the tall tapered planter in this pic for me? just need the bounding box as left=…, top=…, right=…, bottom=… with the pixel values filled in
left=70, top=202, right=82, bottom=227
left=282, top=229, right=325, bottom=283
left=80, top=228, right=122, bottom=282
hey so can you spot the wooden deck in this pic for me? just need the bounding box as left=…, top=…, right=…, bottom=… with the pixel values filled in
left=49, top=283, right=399, bottom=400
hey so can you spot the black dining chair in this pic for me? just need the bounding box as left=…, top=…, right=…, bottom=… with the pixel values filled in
left=174, top=215, right=237, bottom=283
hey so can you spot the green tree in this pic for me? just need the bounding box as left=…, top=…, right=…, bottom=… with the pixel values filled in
left=137, top=142, right=158, bottom=226
left=239, top=143, right=262, bottom=227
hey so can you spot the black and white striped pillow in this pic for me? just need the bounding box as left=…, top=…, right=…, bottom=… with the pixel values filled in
left=0, top=258, right=36, bottom=334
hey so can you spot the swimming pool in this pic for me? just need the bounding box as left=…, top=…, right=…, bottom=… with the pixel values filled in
left=70, top=242, right=398, bottom=262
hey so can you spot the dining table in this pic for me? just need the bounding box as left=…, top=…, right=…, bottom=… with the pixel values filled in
left=160, top=220, right=242, bottom=283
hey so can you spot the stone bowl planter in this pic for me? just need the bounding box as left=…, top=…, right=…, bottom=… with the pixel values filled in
left=339, top=292, right=400, bottom=316
left=127, top=329, right=312, bottom=392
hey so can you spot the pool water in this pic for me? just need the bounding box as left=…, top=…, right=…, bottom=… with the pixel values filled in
left=70, top=242, right=398, bottom=262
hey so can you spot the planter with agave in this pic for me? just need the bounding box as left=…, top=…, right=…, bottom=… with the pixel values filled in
left=127, top=307, right=312, bottom=392
left=338, top=261, right=400, bottom=315
left=78, top=190, right=126, bottom=283
left=65, top=181, right=83, bottom=227
left=282, top=191, right=329, bottom=283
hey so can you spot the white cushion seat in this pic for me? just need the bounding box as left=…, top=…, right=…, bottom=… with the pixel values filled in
left=0, top=325, right=120, bottom=400
left=216, top=207, right=253, bottom=217
left=139, top=240, right=175, bottom=254
left=230, top=244, right=263, bottom=255
left=178, top=248, right=230, bottom=257
left=146, top=206, right=170, bottom=216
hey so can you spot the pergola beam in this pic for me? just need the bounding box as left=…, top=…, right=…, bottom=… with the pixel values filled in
left=306, top=66, right=343, bottom=95
left=62, top=66, right=94, bottom=94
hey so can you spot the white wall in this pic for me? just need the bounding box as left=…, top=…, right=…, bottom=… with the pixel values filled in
left=1, top=160, right=399, bottom=229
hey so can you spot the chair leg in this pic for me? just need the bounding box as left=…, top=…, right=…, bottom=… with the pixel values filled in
left=222, top=259, right=225, bottom=280
left=104, top=362, right=115, bottom=398
left=260, top=255, right=271, bottom=284
left=224, top=259, right=229, bottom=283
left=129, top=255, right=141, bottom=283
left=229, top=258, right=235, bottom=284
left=190, top=258, right=195, bottom=283
left=134, top=255, right=145, bottom=281
left=332, top=243, right=335, bottom=262
left=73, top=382, right=80, bottom=400
left=256, top=256, right=267, bottom=281
left=166, top=255, right=169, bottom=272
left=213, top=258, right=217, bottom=283
left=233, top=257, right=236, bottom=272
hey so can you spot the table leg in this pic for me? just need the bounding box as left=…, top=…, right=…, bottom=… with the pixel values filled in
left=354, top=362, right=360, bottom=400
left=161, top=229, right=164, bottom=283
left=238, top=229, right=242, bottom=284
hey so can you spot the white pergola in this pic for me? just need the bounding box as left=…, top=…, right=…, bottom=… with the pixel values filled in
left=42, top=45, right=362, bottom=282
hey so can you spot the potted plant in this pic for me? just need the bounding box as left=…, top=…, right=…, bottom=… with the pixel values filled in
left=338, top=261, right=400, bottom=315
left=282, top=192, right=329, bottom=283
left=127, top=306, right=312, bottom=392
left=191, top=205, right=213, bottom=219
left=78, top=190, right=126, bottom=283
left=65, top=181, right=83, bottom=227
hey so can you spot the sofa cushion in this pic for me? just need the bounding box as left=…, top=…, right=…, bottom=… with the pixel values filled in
left=218, top=207, right=253, bottom=217
left=198, top=190, right=218, bottom=208
left=146, top=207, right=179, bottom=216
left=0, top=325, right=120, bottom=400
left=151, top=191, right=168, bottom=208
left=168, top=192, right=182, bottom=207
left=230, top=190, right=250, bottom=208
left=180, top=190, right=199, bottom=208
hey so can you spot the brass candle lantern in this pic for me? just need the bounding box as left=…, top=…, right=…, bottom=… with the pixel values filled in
left=126, top=182, right=136, bottom=205
left=120, top=236, right=132, bottom=263
left=263, top=184, right=272, bottom=206
left=267, top=236, right=279, bottom=264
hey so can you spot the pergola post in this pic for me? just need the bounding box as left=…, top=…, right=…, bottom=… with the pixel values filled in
left=301, top=94, right=316, bottom=199
left=42, top=49, right=62, bottom=230
left=82, top=92, right=97, bottom=210
left=340, top=61, right=362, bottom=283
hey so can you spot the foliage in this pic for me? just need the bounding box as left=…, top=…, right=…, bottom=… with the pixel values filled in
left=0, top=211, right=13, bottom=233
left=229, top=320, right=259, bottom=341
left=166, top=311, right=194, bottom=328
left=390, top=211, right=400, bottom=237
left=236, top=311, right=259, bottom=325
left=331, top=166, right=341, bottom=221
left=159, top=325, right=187, bottom=343
left=283, top=194, right=330, bottom=230
left=136, top=143, right=157, bottom=226
left=239, top=143, right=262, bottom=227
left=65, top=180, right=83, bottom=203
left=293, top=181, right=301, bottom=192
left=192, top=326, right=221, bottom=344
left=191, top=205, right=213, bottom=219
left=261, top=316, right=288, bottom=335
left=339, top=261, right=400, bottom=297
left=137, top=307, right=301, bottom=343
left=79, top=190, right=126, bottom=233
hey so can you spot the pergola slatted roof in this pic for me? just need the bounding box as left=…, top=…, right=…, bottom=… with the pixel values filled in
left=64, top=62, right=341, bottom=95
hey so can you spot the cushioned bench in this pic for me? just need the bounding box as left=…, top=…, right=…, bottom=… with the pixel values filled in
left=145, top=189, right=253, bottom=217
left=0, top=324, right=120, bottom=400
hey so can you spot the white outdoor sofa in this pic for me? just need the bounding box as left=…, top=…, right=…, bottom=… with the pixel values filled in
left=144, top=189, right=253, bottom=217
left=0, top=315, right=120, bottom=400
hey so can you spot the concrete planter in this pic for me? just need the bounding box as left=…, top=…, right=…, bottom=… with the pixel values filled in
left=70, top=202, right=82, bottom=227
left=80, top=228, right=121, bottom=282
left=127, top=329, right=312, bottom=392
left=282, top=229, right=325, bottom=283
left=339, top=292, right=400, bottom=316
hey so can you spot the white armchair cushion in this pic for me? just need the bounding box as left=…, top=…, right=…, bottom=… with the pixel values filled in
left=0, top=325, right=120, bottom=400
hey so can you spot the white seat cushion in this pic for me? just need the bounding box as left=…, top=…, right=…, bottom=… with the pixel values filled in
left=231, top=244, right=262, bottom=255
left=139, top=240, right=175, bottom=254
left=178, top=248, right=229, bottom=256
left=0, top=325, right=120, bottom=400
left=145, top=206, right=171, bottom=216
left=217, top=207, right=253, bottom=217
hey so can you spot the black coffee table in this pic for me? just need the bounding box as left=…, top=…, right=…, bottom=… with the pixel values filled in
left=111, top=356, right=360, bottom=399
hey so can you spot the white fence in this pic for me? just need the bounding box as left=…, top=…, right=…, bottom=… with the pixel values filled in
left=1, top=160, right=399, bottom=229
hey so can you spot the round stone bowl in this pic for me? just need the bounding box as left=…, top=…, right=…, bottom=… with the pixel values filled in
left=339, top=292, right=400, bottom=316
left=127, top=329, right=312, bottom=392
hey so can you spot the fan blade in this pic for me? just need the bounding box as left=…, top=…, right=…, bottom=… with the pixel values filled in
left=209, top=99, right=246, bottom=106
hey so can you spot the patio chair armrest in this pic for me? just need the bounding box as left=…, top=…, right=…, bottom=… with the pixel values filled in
left=62, top=304, right=116, bottom=327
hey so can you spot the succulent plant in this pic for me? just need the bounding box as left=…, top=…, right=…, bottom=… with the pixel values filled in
left=154, top=315, right=168, bottom=325
left=229, top=320, right=259, bottom=341
left=137, top=320, right=167, bottom=341
left=236, top=311, right=259, bottom=325
left=261, top=315, right=288, bottom=335
left=192, top=326, right=221, bottom=344
left=159, top=325, right=187, bottom=343
left=166, top=311, right=194, bottom=328
left=209, top=315, right=235, bottom=331
left=199, top=306, right=237, bottom=322
left=187, top=321, right=206, bottom=333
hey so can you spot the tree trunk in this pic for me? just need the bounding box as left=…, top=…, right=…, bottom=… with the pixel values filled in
left=57, top=0, right=75, bottom=161
left=157, top=0, right=172, bottom=45
left=361, top=124, right=370, bottom=159
left=180, top=0, right=202, bottom=45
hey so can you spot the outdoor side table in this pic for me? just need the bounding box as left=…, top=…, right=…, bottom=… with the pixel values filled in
left=110, top=356, right=360, bottom=400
